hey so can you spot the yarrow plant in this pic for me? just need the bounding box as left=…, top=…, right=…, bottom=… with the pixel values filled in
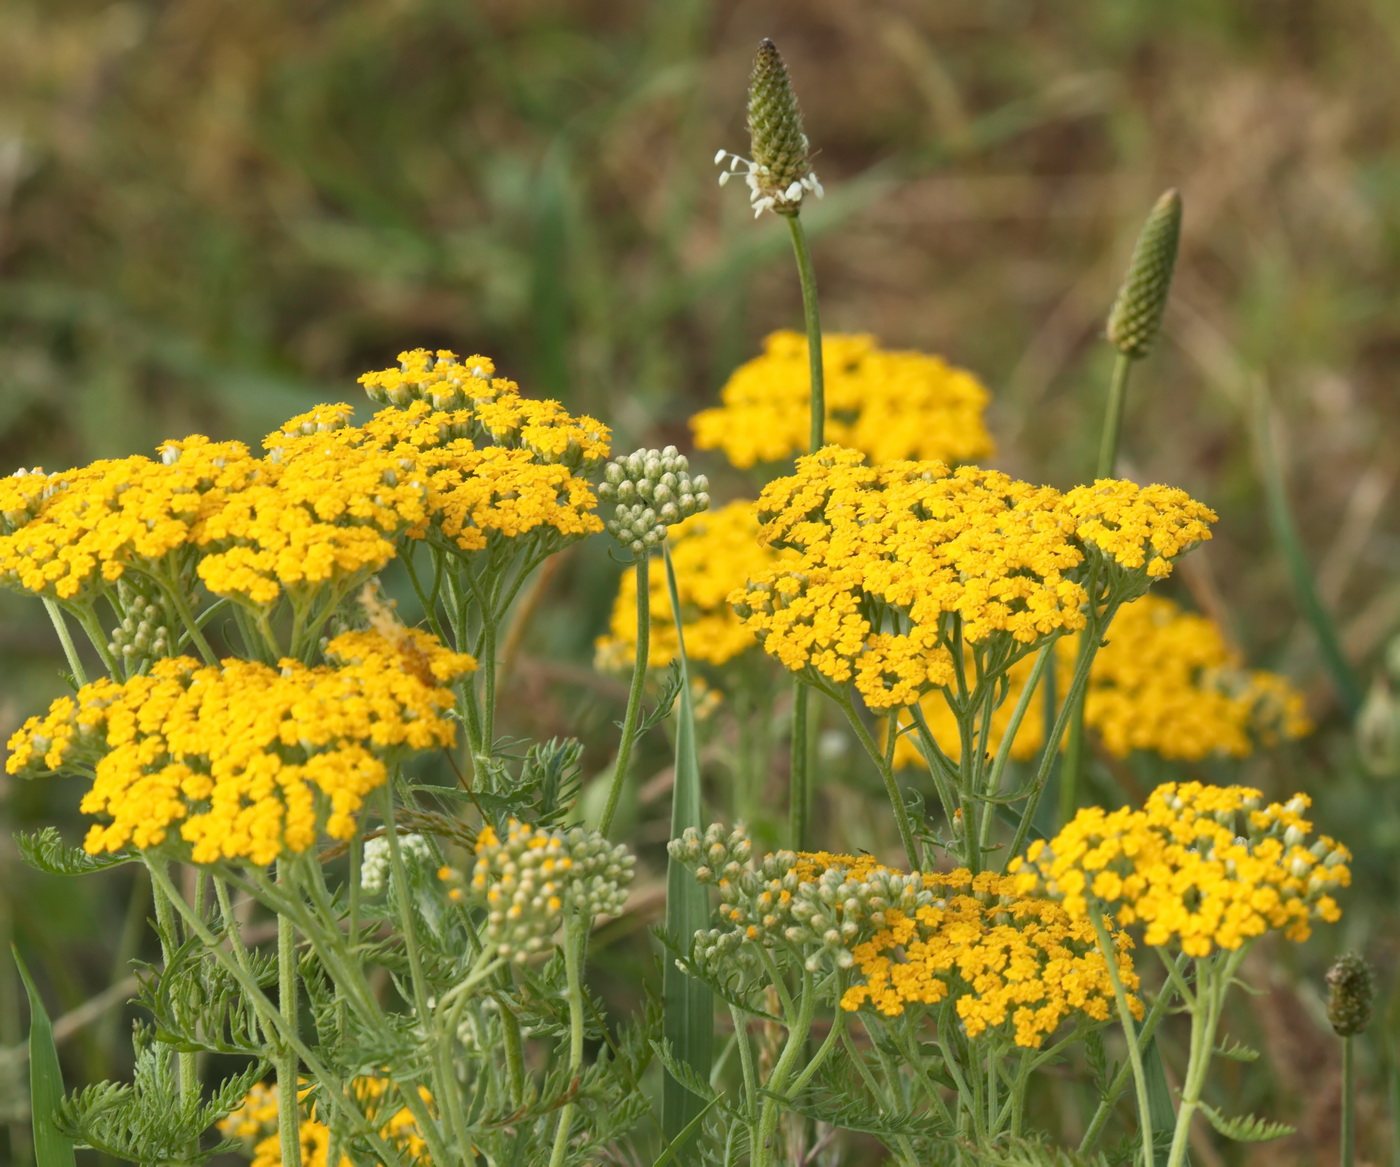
left=5, top=35, right=1361, bottom=1167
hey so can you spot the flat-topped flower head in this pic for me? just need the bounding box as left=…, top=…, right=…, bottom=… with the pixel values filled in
left=196, top=438, right=429, bottom=607
left=671, top=824, right=1138, bottom=1048
left=1062, top=479, right=1216, bottom=588
left=691, top=332, right=995, bottom=469
left=732, top=449, right=1216, bottom=709
left=841, top=867, right=1140, bottom=1048
left=5, top=629, right=474, bottom=865
left=596, top=500, right=793, bottom=672
left=358, top=350, right=610, bottom=473
left=1010, top=781, right=1350, bottom=956
left=732, top=448, right=1089, bottom=708
left=469, top=820, right=633, bottom=961
left=0, top=440, right=259, bottom=600
left=597, top=446, right=710, bottom=559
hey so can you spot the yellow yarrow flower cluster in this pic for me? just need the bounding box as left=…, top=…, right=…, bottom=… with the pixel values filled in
left=0, top=439, right=260, bottom=600
left=595, top=501, right=796, bottom=672
left=1062, top=479, right=1216, bottom=582
left=195, top=434, right=429, bottom=606
left=690, top=332, right=995, bottom=468
left=1010, top=781, right=1350, bottom=957
left=733, top=447, right=1209, bottom=711
left=891, top=595, right=1310, bottom=768
left=5, top=630, right=475, bottom=865
left=220, top=1077, right=430, bottom=1167
left=357, top=349, right=610, bottom=473
left=841, top=867, right=1140, bottom=1049
left=1085, top=594, right=1311, bottom=757
left=671, top=826, right=1136, bottom=1049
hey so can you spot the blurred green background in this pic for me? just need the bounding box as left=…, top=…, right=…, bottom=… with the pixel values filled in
left=2, top=0, right=1399, bottom=1162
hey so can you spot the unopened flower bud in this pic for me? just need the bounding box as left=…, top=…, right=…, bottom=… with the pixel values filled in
left=1107, top=189, right=1182, bottom=359
left=1326, top=953, right=1373, bottom=1037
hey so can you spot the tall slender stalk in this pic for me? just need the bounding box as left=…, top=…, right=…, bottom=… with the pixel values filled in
left=785, top=212, right=825, bottom=852
left=598, top=558, right=650, bottom=836
left=276, top=861, right=304, bottom=1167
left=1091, top=913, right=1152, bottom=1167
left=1062, top=351, right=1133, bottom=821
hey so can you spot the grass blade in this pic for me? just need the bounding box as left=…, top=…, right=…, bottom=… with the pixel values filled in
left=1142, top=1036, right=1179, bottom=1167
left=1252, top=381, right=1362, bottom=718
left=13, top=947, right=77, bottom=1167
left=661, top=544, right=714, bottom=1160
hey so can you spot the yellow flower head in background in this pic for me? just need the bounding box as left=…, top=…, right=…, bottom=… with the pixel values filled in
left=5, top=629, right=474, bottom=865
left=1011, top=781, right=1350, bottom=956
left=891, top=595, right=1311, bottom=768
left=220, top=1077, right=430, bottom=1167
left=691, top=331, right=995, bottom=469
left=595, top=500, right=797, bottom=672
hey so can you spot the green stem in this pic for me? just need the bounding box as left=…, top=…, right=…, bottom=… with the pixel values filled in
left=1079, top=953, right=1185, bottom=1155
left=144, top=860, right=402, bottom=1163
left=598, top=558, right=650, bottom=836
left=1097, top=352, right=1135, bottom=481
left=1342, top=1035, right=1356, bottom=1167
left=1165, top=947, right=1248, bottom=1167
left=785, top=211, right=824, bottom=852
left=838, top=696, right=921, bottom=869
left=548, top=919, right=588, bottom=1167
left=42, top=600, right=89, bottom=687
left=753, top=973, right=818, bottom=1167
left=980, top=643, right=1054, bottom=855
left=1008, top=612, right=1109, bottom=863
left=730, top=1005, right=761, bottom=1129
left=786, top=214, right=825, bottom=453
left=380, top=801, right=471, bottom=1158
left=64, top=602, right=120, bottom=678
left=276, top=861, right=303, bottom=1167
left=1063, top=354, right=1135, bottom=821
left=156, top=567, right=219, bottom=666
left=1091, top=911, right=1151, bottom=1167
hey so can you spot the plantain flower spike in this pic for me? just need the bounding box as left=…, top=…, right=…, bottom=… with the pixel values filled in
left=1326, top=952, right=1374, bottom=1037
left=1107, top=189, right=1183, bottom=359
left=715, top=39, right=823, bottom=218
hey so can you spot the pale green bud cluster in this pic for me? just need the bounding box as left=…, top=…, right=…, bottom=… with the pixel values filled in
left=597, top=446, right=709, bottom=557
left=715, top=39, right=824, bottom=217
left=471, top=820, right=634, bottom=962
left=1107, top=189, right=1182, bottom=359
left=107, top=579, right=171, bottom=667
left=670, top=824, right=929, bottom=981
left=1326, top=952, right=1374, bottom=1037
left=359, top=832, right=433, bottom=896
